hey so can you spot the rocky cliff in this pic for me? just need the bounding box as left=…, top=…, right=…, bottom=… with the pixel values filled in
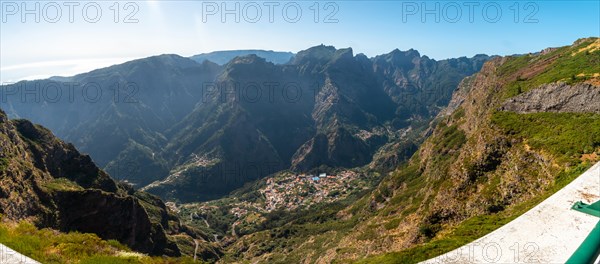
left=499, top=82, right=600, bottom=113
left=346, top=37, right=600, bottom=263
left=0, top=108, right=218, bottom=258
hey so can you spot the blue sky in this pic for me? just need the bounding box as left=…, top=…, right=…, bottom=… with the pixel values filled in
left=1, top=0, right=598, bottom=82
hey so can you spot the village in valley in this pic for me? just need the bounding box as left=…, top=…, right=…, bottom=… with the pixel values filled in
left=175, top=169, right=376, bottom=239
left=259, top=170, right=368, bottom=212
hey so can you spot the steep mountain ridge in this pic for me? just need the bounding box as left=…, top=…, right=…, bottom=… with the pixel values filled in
left=2, top=35, right=597, bottom=264
left=341, top=37, right=600, bottom=263
left=0, top=109, right=219, bottom=258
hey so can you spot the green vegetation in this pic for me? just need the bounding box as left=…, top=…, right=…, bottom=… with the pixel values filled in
left=384, top=164, right=425, bottom=217
left=213, top=193, right=371, bottom=263
left=354, top=40, right=600, bottom=264
left=491, top=112, right=600, bottom=164
left=133, top=191, right=167, bottom=226
left=358, top=162, right=592, bottom=264
left=451, top=107, right=465, bottom=120
left=356, top=226, right=378, bottom=241
left=42, top=178, right=84, bottom=192
left=179, top=201, right=236, bottom=236
left=357, top=112, right=599, bottom=263
left=356, top=212, right=515, bottom=264
left=0, top=157, right=8, bottom=172
left=384, top=219, right=401, bottom=230
left=499, top=38, right=600, bottom=98
left=431, top=123, right=466, bottom=155
left=105, top=140, right=170, bottom=187
left=0, top=221, right=199, bottom=264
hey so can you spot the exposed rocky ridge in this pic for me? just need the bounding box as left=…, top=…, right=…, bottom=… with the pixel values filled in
left=0, top=108, right=219, bottom=258
left=331, top=38, right=600, bottom=262
left=499, top=82, right=600, bottom=113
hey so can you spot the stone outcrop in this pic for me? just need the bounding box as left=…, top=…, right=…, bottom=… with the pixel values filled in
left=500, top=82, right=600, bottom=113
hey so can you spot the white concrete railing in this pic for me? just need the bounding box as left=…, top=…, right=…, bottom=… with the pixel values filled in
left=0, top=244, right=40, bottom=264
left=421, top=162, right=600, bottom=264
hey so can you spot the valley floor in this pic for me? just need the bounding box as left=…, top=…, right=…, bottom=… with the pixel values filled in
left=422, top=161, right=600, bottom=264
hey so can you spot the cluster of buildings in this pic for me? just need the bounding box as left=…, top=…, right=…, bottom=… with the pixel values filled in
left=174, top=170, right=371, bottom=241
left=177, top=170, right=367, bottom=230
left=230, top=207, right=249, bottom=218
left=257, top=170, right=362, bottom=212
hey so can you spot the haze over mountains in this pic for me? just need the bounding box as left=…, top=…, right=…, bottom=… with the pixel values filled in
left=2, top=46, right=488, bottom=201
left=190, top=50, right=295, bottom=65
left=1, top=46, right=489, bottom=202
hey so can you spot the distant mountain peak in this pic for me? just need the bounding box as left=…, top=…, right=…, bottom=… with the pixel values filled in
left=136, top=54, right=199, bottom=67
left=190, top=50, right=294, bottom=65
left=388, top=48, right=421, bottom=60
left=332, top=48, right=354, bottom=60
left=228, top=54, right=268, bottom=65
left=292, top=45, right=338, bottom=64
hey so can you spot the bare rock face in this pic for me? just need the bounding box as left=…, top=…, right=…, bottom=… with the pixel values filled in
left=291, top=127, right=373, bottom=171
left=53, top=189, right=177, bottom=255
left=499, top=82, right=600, bottom=114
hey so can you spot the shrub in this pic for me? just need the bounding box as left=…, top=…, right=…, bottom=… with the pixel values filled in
left=491, top=112, right=600, bottom=164
left=0, top=157, right=8, bottom=172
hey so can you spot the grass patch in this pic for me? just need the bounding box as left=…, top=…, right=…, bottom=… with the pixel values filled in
left=500, top=38, right=600, bottom=98
left=491, top=112, right=600, bottom=164
left=432, top=123, right=466, bottom=155
left=0, top=221, right=200, bottom=264
left=42, top=178, right=84, bottom=192
left=384, top=219, right=401, bottom=230
left=79, top=256, right=141, bottom=264
left=451, top=107, right=465, bottom=120
left=356, top=227, right=378, bottom=241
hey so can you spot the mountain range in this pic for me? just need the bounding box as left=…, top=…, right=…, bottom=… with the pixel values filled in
left=191, top=37, right=600, bottom=263
left=1, top=46, right=489, bottom=202
left=190, top=50, right=295, bottom=65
